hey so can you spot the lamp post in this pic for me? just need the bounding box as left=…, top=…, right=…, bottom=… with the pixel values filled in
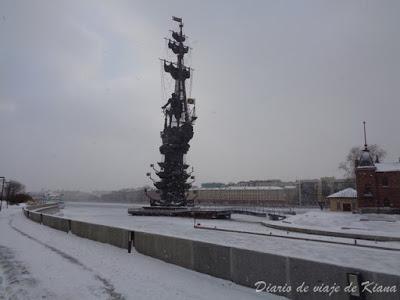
left=0, top=177, right=5, bottom=211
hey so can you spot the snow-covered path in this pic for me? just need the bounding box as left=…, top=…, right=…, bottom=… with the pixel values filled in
left=0, top=206, right=283, bottom=300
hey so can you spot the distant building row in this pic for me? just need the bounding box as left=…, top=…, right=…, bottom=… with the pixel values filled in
left=190, top=185, right=297, bottom=205
left=193, top=177, right=354, bottom=206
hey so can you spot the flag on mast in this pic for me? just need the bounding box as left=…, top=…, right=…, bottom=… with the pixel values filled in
left=172, top=16, right=182, bottom=23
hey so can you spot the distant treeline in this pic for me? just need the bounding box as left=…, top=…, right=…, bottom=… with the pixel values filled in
left=60, top=188, right=147, bottom=204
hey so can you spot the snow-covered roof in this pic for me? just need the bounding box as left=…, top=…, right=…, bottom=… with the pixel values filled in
left=284, top=185, right=297, bottom=189
left=327, top=188, right=357, bottom=199
left=375, top=162, right=400, bottom=172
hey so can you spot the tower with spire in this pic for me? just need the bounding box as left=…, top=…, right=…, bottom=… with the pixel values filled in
left=357, top=121, right=374, bottom=167
left=355, top=121, right=377, bottom=208
left=354, top=121, right=400, bottom=210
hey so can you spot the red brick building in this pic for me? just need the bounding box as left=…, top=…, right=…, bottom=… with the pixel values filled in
left=355, top=147, right=400, bottom=209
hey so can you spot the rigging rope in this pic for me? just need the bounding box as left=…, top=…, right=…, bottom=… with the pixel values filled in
left=189, top=69, right=193, bottom=98
left=187, top=47, right=194, bottom=98
left=160, top=60, right=166, bottom=103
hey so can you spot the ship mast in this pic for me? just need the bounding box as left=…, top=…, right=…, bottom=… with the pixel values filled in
left=176, top=19, right=189, bottom=122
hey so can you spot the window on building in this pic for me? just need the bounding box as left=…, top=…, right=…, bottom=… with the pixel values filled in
left=364, top=184, right=373, bottom=196
left=382, top=177, right=389, bottom=187
left=384, top=198, right=391, bottom=207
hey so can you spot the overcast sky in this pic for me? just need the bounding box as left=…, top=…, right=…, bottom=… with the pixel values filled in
left=1, top=0, right=399, bottom=192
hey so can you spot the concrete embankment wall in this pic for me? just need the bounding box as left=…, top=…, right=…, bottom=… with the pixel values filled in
left=70, top=220, right=131, bottom=249
left=23, top=204, right=400, bottom=300
left=42, top=214, right=70, bottom=233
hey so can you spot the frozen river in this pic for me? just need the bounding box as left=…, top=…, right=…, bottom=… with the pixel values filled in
left=56, top=202, right=400, bottom=276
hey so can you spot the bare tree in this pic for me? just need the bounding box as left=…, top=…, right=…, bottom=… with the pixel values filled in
left=339, top=144, right=386, bottom=178
left=5, top=180, right=25, bottom=204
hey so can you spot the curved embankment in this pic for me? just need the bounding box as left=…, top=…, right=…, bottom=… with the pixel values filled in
left=261, top=222, right=400, bottom=242
left=23, top=203, right=400, bottom=300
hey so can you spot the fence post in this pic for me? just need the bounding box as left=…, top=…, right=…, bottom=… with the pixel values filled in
left=128, top=231, right=134, bottom=253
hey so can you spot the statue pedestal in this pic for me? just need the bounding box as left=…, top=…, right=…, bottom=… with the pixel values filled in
left=128, top=206, right=231, bottom=219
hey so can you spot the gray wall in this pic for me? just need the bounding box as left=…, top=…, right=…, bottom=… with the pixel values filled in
left=134, top=232, right=400, bottom=299
left=29, top=211, right=42, bottom=223
left=70, top=220, right=130, bottom=249
left=42, top=214, right=70, bottom=233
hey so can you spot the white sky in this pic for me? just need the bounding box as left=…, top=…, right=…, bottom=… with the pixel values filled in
left=1, top=0, right=399, bottom=191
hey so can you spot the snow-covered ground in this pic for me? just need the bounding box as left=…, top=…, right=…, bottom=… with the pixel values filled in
left=267, top=210, right=400, bottom=238
left=0, top=205, right=282, bottom=300
left=55, top=202, right=400, bottom=276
